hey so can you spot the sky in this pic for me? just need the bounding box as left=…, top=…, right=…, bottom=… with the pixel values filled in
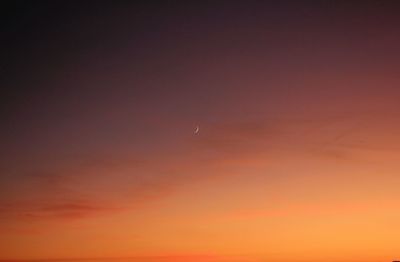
left=1, top=1, right=400, bottom=261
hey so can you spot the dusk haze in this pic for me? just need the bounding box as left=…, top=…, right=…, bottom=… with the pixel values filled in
left=1, top=1, right=400, bottom=262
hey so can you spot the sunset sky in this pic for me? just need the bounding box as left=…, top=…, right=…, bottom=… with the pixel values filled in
left=1, top=1, right=400, bottom=262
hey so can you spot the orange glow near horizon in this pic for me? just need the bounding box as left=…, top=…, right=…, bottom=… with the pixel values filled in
left=2, top=111, right=400, bottom=261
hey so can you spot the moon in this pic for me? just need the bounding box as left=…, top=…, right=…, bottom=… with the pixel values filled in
left=194, top=126, right=200, bottom=134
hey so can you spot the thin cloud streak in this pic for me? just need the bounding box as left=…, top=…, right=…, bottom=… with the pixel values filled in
left=2, top=113, right=400, bottom=221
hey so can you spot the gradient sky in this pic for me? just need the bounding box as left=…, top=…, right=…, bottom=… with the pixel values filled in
left=1, top=1, right=400, bottom=262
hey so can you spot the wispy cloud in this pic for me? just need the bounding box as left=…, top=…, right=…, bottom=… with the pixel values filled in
left=2, top=113, right=400, bottom=223
left=0, top=199, right=121, bottom=220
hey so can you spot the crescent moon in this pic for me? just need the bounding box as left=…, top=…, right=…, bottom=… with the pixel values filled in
left=194, top=126, right=200, bottom=134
